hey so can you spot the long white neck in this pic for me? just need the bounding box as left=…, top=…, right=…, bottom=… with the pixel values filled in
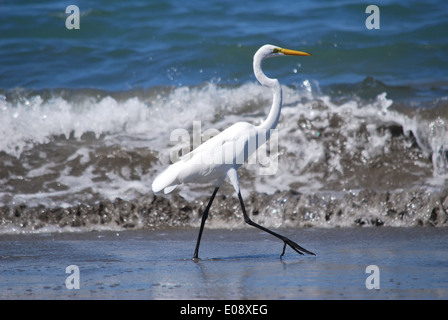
left=253, top=52, right=282, bottom=133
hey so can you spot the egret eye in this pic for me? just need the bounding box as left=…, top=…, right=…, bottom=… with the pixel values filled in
left=272, top=48, right=281, bottom=53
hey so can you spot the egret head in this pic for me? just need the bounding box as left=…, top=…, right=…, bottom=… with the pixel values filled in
left=257, top=44, right=311, bottom=60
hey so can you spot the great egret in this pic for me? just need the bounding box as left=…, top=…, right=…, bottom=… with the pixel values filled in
left=152, top=44, right=315, bottom=259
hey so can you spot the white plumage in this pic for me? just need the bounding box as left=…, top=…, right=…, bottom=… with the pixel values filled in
left=152, top=44, right=315, bottom=259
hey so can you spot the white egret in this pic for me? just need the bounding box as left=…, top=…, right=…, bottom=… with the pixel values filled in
left=152, top=44, right=315, bottom=259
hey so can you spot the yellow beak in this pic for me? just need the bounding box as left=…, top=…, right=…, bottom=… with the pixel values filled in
left=279, top=48, right=311, bottom=56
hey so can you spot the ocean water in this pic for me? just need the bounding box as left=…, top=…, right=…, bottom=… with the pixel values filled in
left=1, top=0, right=447, bottom=233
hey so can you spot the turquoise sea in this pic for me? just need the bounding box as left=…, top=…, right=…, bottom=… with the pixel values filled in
left=2, top=0, right=448, bottom=90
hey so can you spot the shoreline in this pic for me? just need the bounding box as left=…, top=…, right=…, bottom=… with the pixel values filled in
left=1, top=227, right=447, bottom=300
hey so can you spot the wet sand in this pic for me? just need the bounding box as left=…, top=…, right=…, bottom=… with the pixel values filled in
left=1, top=227, right=447, bottom=300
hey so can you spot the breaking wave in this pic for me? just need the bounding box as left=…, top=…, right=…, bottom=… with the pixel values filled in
left=0, top=79, right=447, bottom=233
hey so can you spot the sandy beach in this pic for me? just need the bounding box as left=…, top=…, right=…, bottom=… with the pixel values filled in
left=1, top=227, right=447, bottom=300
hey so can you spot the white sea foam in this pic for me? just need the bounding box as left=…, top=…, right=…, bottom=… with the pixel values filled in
left=0, top=83, right=447, bottom=207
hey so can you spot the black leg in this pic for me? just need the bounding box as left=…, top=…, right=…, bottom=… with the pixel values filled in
left=281, top=242, right=287, bottom=258
left=237, top=191, right=315, bottom=257
left=193, top=186, right=220, bottom=260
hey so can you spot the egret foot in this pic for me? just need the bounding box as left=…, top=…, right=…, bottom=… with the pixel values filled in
left=280, top=238, right=315, bottom=258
